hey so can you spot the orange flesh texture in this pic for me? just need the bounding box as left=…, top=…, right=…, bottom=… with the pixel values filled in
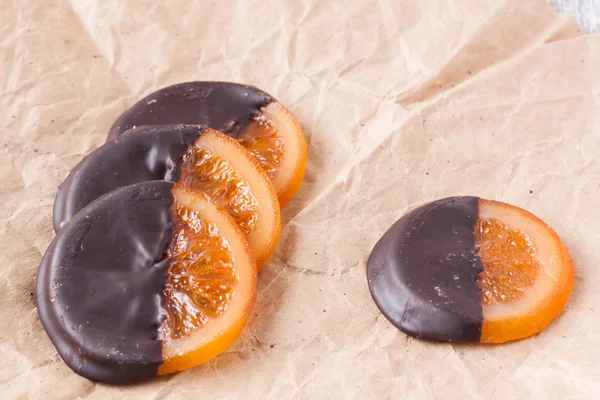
left=184, top=129, right=281, bottom=270
left=158, top=185, right=256, bottom=375
left=477, top=218, right=540, bottom=306
left=181, top=141, right=259, bottom=237
left=162, top=202, right=237, bottom=339
left=237, top=102, right=308, bottom=207
left=237, top=118, right=284, bottom=180
left=476, top=199, right=575, bottom=343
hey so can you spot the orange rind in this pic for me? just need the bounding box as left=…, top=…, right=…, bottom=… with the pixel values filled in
left=477, top=199, right=575, bottom=343
left=237, top=102, right=307, bottom=207
left=180, top=129, right=281, bottom=270
left=160, top=184, right=257, bottom=374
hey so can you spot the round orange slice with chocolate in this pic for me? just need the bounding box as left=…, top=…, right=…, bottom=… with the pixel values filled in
left=37, top=181, right=256, bottom=384
left=54, top=125, right=280, bottom=269
left=108, top=82, right=307, bottom=206
left=367, top=196, right=574, bottom=343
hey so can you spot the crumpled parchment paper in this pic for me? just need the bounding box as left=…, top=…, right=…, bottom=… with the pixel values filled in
left=1, top=0, right=599, bottom=398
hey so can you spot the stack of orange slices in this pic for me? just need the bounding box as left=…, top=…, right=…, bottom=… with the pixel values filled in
left=37, top=82, right=307, bottom=383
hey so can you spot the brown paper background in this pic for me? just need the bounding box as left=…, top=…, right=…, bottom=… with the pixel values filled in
left=1, top=0, right=599, bottom=398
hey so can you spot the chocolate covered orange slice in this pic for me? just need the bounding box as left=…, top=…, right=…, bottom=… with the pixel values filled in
left=108, top=82, right=307, bottom=206
left=367, top=197, right=574, bottom=343
left=37, top=181, right=256, bottom=384
left=54, top=125, right=280, bottom=269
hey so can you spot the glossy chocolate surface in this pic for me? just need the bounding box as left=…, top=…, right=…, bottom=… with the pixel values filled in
left=53, top=125, right=205, bottom=232
left=367, top=197, right=484, bottom=342
left=37, top=181, right=175, bottom=384
left=108, top=81, right=273, bottom=141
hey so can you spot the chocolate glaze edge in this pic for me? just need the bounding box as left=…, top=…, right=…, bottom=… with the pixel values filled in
left=108, top=81, right=275, bottom=141
left=367, top=196, right=485, bottom=342
left=38, top=181, right=178, bottom=384
left=53, top=125, right=207, bottom=232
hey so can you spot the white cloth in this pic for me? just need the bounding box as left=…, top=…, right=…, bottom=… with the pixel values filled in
left=550, top=0, right=600, bottom=32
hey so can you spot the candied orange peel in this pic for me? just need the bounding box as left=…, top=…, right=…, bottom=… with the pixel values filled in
left=238, top=102, right=307, bottom=207
left=477, top=199, right=574, bottom=343
left=158, top=185, right=256, bottom=375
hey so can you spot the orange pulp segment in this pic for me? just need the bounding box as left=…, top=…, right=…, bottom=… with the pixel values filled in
left=237, top=102, right=307, bottom=207
left=159, top=184, right=257, bottom=375
left=477, top=199, right=575, bottom=343
left=180, top=128, right=281, bottom=270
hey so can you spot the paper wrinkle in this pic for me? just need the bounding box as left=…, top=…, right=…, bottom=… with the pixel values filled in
left=287, top=35, right=588, bottom=232
left=2, top=0, right=600, bottom=398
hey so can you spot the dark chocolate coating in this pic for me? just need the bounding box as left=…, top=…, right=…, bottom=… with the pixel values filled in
left=108, top=81, right=273, bottom=141
left=53, top=125, right=206, bottom=232
left=367, top=197, right=484, bottom=342
left=37, top=181, right=175, bottom=384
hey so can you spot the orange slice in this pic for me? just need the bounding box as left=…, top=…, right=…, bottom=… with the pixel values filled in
left=237, top=102, right=307, bottom=207
left=476, top=199, right=575, bottom=343
left=159, top=184, right=257, bottom=375
left=180, top=128, right=281, bottom=270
